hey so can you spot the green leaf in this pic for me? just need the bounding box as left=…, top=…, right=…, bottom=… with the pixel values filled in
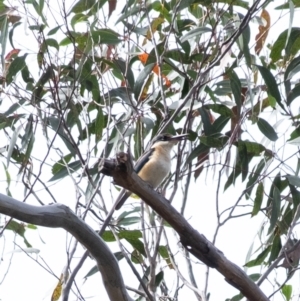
left=180, top=26, right=211, bottom=43
left=6, top=54, right=28, bottom=85
left=252, top=182, right=264, bottom=217
left=48, top=160, right=82, bottom=182
left=228, top=69, right=242, bottom=114
left=212, top=116, right=230, bottom=133
left=244, top=245, right=271, bottom=267
left=268, top=234, right=282, bottom=263
left=125, top=238, right=146, bottom=257
left=84, top=265, right=98, bottom=278
left=113, top=59, right=135, bottom=90
left=71, top=0, right=96, bottom=13
left=199, top=135, right=228, bottom=149
left=155, top=271, right=164, bottom=287
left=227, top=294, right=243, bottom=301
left=287, top=175, right=300, bottom=186
left=158, top=245, right=173, bottom=269
left=268, top=186, right=281, bottom=234
left=255, top=65, right=284, bottom=111
left=208, top=104, right=233, bottom=117
left=287, top=85, right=300, bottom=106
left=6, top=220, right=32, bottom=247
left=4, top=98, right=26, bottom=116
left=282, top=284, right=292, bottom=301
left=52, top=154, right=73, bottom=175
left=276, top=0, right=300, bottom=9
left=134, top=63, right=155, bottom=101
left=248, top=273, right=261, bottom=281
left=237, top=140, right=266, bottom=156
left=257, top=118, right=278, bottom=141
left=101, top=230, right=116, bottom=242
left=177, top=0, right=195, bottom=11
left=91, top=29, right=122, bottom=45
left=95, top=107, right=104, bottom=144
left=47, top=25, right=62, bottom=35
left=186, top=143, right=210, bottom=164
left=45, top=38, right=59, bottom=50
left=198, top=108, right=213, bottom=136
left=271, top=28, right=300, bottom=62
left=284, top=55, right=300, bottom=95
left=117, top=216, right=140, bottom=226
left=118, top=230, right=142, bottom=240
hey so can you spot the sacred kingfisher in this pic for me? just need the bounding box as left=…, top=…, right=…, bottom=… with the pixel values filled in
left=115, top=133, right=188, bottom=210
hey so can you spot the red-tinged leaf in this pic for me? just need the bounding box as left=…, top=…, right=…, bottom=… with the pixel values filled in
left=108, top=0, right=116, bottom=17
left=5, top=49, right=20, bottom=60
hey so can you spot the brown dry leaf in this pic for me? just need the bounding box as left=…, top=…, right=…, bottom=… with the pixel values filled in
left=255, top=9, right=270, bottom=55
left=5, top=49, right=20, bottom=61
left=51, top=273, right=64, bottom=301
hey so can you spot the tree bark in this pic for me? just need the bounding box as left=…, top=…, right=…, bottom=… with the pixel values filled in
left=0, top=193, right=133, bottom=301
left=99, top=152, right=269, bottom=301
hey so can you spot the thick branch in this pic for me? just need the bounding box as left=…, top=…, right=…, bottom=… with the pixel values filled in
left=99, top=153, right=269, bottom=301
left=0, top=193, right=133, bottom=301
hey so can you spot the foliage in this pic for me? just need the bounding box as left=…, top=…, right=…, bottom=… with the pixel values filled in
left=1, top=0, right=300, bottom=300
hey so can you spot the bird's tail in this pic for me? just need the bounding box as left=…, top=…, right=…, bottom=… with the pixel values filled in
left=115, top=189, right=132, bottom=210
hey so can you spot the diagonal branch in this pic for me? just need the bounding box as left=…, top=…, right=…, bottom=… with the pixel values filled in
left=99, top=152, right=269, bottom=301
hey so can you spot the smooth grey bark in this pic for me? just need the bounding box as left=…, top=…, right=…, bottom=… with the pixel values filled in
left=0, top=193, right=133, bottom=301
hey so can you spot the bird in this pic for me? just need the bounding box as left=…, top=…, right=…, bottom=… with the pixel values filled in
left=114, top=133, right=188, bottom=210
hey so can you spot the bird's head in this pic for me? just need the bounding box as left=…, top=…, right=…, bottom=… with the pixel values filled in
left=151, top=133, right=188, bottom=148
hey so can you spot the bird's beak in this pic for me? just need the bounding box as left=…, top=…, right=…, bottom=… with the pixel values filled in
left=168, top=134, right=189, bottom=142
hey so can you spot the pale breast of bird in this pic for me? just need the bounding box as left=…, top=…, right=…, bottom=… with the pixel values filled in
left=138, top=146, right=172, bottom=188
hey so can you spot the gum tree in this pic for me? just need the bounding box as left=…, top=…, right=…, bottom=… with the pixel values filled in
left=0, top=0, right=300, bottom=300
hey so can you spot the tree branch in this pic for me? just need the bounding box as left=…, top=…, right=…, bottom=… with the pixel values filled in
left=0, top=193, right=133, bottom=301
left=99, top=152, right=269, bottom=301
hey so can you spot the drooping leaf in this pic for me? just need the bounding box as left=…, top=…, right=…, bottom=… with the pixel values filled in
left=268, top=186, right=281, bottom=234
left=255, top=65, right=284, bottom=111
left=255, top=9, right=270, bottom=55
left=282, top=285, right=292, bottom=301
left=257, top=118, right=278, bottom=141
left=155, top=271, right=164, bottom=287
left=6, top=220, right=32, bottom=247
left=252, top=182, right=264, bottom=217
left=134, top=63, right=155, bottom=101
left=244, top=245, right=271, bottom=267
left=268, top=234, right=282, bottom=264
